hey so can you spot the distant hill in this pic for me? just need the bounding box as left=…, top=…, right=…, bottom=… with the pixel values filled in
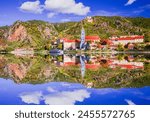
left=54, top=16, right=150, bottom=41
left=0, top=16, right=150, bottom=50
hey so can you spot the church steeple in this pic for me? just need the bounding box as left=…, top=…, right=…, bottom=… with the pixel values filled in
left=80, top=27, right=85, bottom=49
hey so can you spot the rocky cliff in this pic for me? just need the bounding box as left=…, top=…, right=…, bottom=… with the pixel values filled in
left=0, top=20, right=58, bottom=50
left=0, top=54, right=58, bottom=83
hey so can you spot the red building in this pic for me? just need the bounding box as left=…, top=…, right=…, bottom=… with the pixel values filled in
left=110, top=35, right=144, bottom=45
left=62, top=36, right=101, bottom=50
left=55, top=35, right=144, bottom=50
left=85, top=36, right=101, bottom=50
left=62, top=38, right=80, bottom=50
left=85, top=36, right=100, bottom=41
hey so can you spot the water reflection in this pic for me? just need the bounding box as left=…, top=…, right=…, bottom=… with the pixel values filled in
left=52, top=54, right=146, bottom=80
left=0, top=53, right=150, bottom=105
left=51, top=53, right=149, bottom=88
left=52, top=54, right=145, bottom=70
left=0, top=78, right=150, bottom=105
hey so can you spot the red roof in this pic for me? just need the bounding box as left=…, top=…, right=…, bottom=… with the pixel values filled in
left=105, top=40, right=114, bottom=45
left=85, top=36, right=100, bottom=41
left=63, top=39, right=80, bottom=43
left=110, top=64, right=144, bottom=69
left=114, top=36, right=144, bottom=41
left=97, top=44, right=102, bottom=48
left=63, top=62, right=76, bottom=66
left=85, top=64, right=100, bottom=69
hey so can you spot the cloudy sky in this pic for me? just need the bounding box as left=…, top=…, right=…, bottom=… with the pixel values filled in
left=0, top=78, right=150, bottom=105
left=0, top=0, right=150, bottom=26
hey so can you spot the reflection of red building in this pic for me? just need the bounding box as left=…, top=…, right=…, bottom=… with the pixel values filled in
left=53, top=55, right=144, bottom=70
left=108, top=60, right=144, bottom=69
left=85, top=64, right=101, bottom=69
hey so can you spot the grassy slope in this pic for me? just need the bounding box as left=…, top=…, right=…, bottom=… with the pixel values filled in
left=54, top=16, right=150, bottom=42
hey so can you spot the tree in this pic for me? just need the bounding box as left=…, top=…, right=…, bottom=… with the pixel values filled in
left=117, top=43, right=124, bottom=51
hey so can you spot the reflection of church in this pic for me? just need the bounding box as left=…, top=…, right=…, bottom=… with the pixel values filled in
left=52, top=54, right=144, bottom=70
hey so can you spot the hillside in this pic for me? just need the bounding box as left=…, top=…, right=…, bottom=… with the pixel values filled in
left=54, top=16, right=150, bottom=42
left=0, top=54, right=58, bottom=83
left=0, top=16, right=150, bottom=50
left=0, top=20, right=58, bottom=50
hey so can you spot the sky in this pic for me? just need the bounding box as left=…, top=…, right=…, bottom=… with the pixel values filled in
left=0, top=78, right=150, bottom=105
left=0, top=0, right=150, bottom=26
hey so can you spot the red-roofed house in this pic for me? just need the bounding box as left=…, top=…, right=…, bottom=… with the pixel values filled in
left=111, top=35, right=144, bottom=45
left=85, top=36, right=100, bottom=41
left=85, top=36, right=101, bottom=50
left=62, top=38, right=80, bottom=50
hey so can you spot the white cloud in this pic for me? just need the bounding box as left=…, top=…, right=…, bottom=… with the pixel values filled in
left=133, top=10, right=144, bottom=14
left=20, top=0, right=43, bottom=14
left=140, top=4, right=150, bottom=9
left=61, top=19, right=71, bottom=22
left=20, top=91, right=42, bottom=104
left=96, top=89, right=118, bottom=95
left=61, top=83, right=71, bottom=86
left=94, top=10, right=121, bottom=16
left=47, top=86, right=57, bottom=92
left=44, top=0, right=90, bottom=16
left=44, top=90, right=90, bottom=105
left=47, top=12, right=56, bottom=18
left=125, top=0, right=136, bottom=6
left=19, top=88, right=90, bottom=105
left=125, top=99, right=136, bottom=105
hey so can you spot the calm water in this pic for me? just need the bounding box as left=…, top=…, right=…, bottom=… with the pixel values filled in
left=0, top=53, right=150, bottom=105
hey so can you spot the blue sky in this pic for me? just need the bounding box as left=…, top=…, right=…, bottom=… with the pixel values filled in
left=0, top=78, right=150, bottom=105
left=0, top=0, right=150, bottom=26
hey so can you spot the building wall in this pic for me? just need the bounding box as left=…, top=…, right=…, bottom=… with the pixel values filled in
left=109, top=60, right=144, bottom=69
left=86, top=40, right=100, bottom=50
left=112, top=39, right=144, bottom=45
left=63, top=42, right=76, bottom=50
left=86, top=16, right=93, bottom=23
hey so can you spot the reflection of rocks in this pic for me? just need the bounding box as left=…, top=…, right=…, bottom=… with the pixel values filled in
left=115, top=71, right=145, bottom=85
left=0, top=54, right=58, bottom=83
left=0, top=57, right=6, bottom=69
left=0, top=57, right=7, bottom=77
left=92, top=72, right=114, bottom=83
left=94, top=69, right=149, bottom=89
left=37, top=65, right=58, bottom=82
left=8, top=64, right=28, bottom=82
left=11, top=48, right=34, bottom=57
